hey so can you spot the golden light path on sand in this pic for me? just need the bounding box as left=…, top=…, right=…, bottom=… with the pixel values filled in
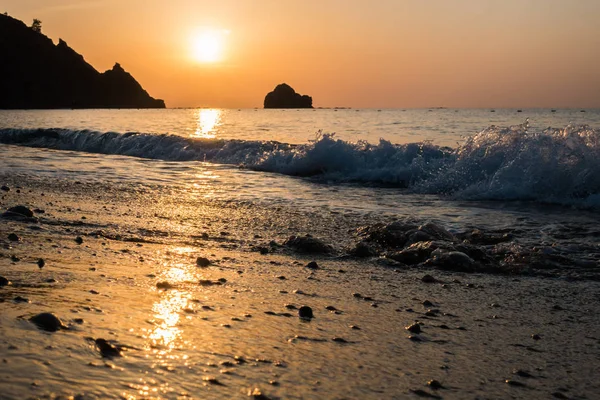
left=132, top=248, right=201, bottom=399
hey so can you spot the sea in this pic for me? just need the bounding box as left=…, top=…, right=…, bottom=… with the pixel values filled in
left=1, top=108, right=600, bottom=275
left=1, top=108, right=600, bottom=399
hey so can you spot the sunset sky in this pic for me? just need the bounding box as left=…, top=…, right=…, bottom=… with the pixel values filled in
left=4, top=0, right=600, bottom=108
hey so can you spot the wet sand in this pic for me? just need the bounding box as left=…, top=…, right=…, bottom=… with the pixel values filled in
left=1, top=178, right=599, bottom=399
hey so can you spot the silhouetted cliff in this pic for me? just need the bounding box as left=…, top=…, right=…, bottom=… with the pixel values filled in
left=0, top=14, right=165, bottom=109
left=264, top=84, right=313, bottom=108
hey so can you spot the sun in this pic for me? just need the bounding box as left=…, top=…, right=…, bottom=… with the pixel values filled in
left=191, top=30, right=227, bottom=63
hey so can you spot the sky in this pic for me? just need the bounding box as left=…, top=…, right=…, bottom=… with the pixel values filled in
left=4, top=0, right=600, bottom=108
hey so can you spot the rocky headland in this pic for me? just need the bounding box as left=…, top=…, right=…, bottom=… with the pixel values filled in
left=0, top=14, right=165, bottom=109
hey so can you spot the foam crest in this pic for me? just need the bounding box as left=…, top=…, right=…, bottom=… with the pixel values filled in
left=1, top=123, right=599, bottom=207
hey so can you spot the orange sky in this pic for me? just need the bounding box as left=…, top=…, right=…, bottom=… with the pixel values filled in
left=5, top=0, right=600, bottom=108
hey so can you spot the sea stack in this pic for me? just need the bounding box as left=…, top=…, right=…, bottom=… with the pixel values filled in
left=264, top=83, right=313, bottom=109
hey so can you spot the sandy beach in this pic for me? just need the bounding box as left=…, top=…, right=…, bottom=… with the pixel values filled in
left=1, top=173, right=598, bottom=400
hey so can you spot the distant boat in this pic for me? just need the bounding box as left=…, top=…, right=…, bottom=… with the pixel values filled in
left=551, top=109, right=557, bottom=112
left=490, top=110, right=495, bottom=112
left=517, top=110, right=522, bottom=112
left=581, top=110, right=586, bottom=113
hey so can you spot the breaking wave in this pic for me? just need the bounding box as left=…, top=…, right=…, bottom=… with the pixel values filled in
left=1, top=122, right=599, bottom=207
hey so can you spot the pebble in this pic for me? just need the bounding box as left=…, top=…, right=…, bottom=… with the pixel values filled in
left=306, top=261, right=319, bottom=269
left=7, top=205, right=34, bottom=218
left=8, top=233, right=20, bottom=242
left=29, top=313, right=65, bottom=332
left=298, top=306, right=314, bottom=319
left=284, top=304, right=297, bottom=310
left=422, top=300, right=434, bottom=307
left=75, top=236, right=84, bottom=245
left=248, top=387, right=270, bottom=399
left=421, top=275, right=436, bottom=283
left=156, top=281, right=174, bottom=289
left=13, top=296, right=30, bottom=303
left=325, top=305, right=338, bottom=311
left=0, top=276, right=11, bottom=287
left=95, top=338, right=122, bottom=358
left=0, top=185, right=9, bottom=191
left=427, top=380, right=444, bottom=390
left=37, top=258, right=45, bottom=269
left=199, top=279, right=223, bottom=286
left=196, top=257, right=211, bottom=267
left=202, top=376, right=222, bottom=385
left=352, top=293, right=363, bottom=298
left=532, top=334, right=541, bottom=340
left=406, top=323, right=421, bottom=334
left=332, top=337, right=348, bottom=343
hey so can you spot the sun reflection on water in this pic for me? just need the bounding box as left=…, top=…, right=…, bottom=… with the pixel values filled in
left=194, top=108, right=221, bottom=138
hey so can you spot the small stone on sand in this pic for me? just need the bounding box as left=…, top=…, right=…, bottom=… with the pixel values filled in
left=95, top=338, right=122, bottom=358
left=7, top=205, right=33, bottom=217
left=306, top=261, right=319, bottom=269
left=427, top=380, right=444, bottom=389
left=196, top=257, right=211, bottom=267
left=29, top=313, right=65, bottom=332
left=298, top=306, right=314, bottom=319
left=156, top=281, right=174, bottom=289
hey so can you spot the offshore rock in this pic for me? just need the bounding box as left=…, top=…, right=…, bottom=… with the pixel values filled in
left=264, top=83, right=313, bottom=108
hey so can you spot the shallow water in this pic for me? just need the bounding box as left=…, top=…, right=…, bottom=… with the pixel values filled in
left=1, top=108, right=599, bottom=146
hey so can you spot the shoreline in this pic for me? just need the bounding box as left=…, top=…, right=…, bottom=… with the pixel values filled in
left=1, top=176, right=598, bottom=399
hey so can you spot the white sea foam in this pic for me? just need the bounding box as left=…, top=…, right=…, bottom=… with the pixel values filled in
left=1, top=122, right=599, bottom=208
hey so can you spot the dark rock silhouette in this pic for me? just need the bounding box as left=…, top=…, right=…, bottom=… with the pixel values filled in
left=264, top=83, right=312, bottom=108
left=0, top=14, right=165, bottom=109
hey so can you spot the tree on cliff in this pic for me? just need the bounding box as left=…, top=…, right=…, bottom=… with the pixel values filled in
left=30, top=18, right=42, bottom=33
